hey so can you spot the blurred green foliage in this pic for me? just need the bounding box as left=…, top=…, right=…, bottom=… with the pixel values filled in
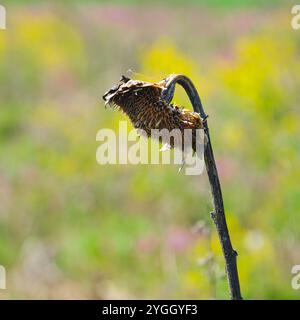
left=0, top=2, right=300, bottom=299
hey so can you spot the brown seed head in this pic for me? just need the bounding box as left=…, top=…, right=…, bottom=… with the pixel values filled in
left=103, top=76, right=203, bottom=151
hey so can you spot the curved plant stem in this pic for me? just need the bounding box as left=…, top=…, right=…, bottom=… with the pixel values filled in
left=162, top=74, right=243, bottom=300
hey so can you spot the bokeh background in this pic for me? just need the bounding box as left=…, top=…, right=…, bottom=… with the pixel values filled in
left=0, top=0, right=300, bottom=299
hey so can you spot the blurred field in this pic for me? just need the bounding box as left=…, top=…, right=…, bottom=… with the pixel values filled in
left=0, top=1, right=300, bottom=299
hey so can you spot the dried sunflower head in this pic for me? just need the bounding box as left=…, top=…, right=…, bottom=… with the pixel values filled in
left=103, top=75, right=204, bottom=151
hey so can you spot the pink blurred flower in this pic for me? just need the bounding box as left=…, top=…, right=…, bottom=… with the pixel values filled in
left=216, top=157, right=235, bottom=181
left=165, top=226, right=192, bottom=253
left=135, top=235, right=158, bottom=254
